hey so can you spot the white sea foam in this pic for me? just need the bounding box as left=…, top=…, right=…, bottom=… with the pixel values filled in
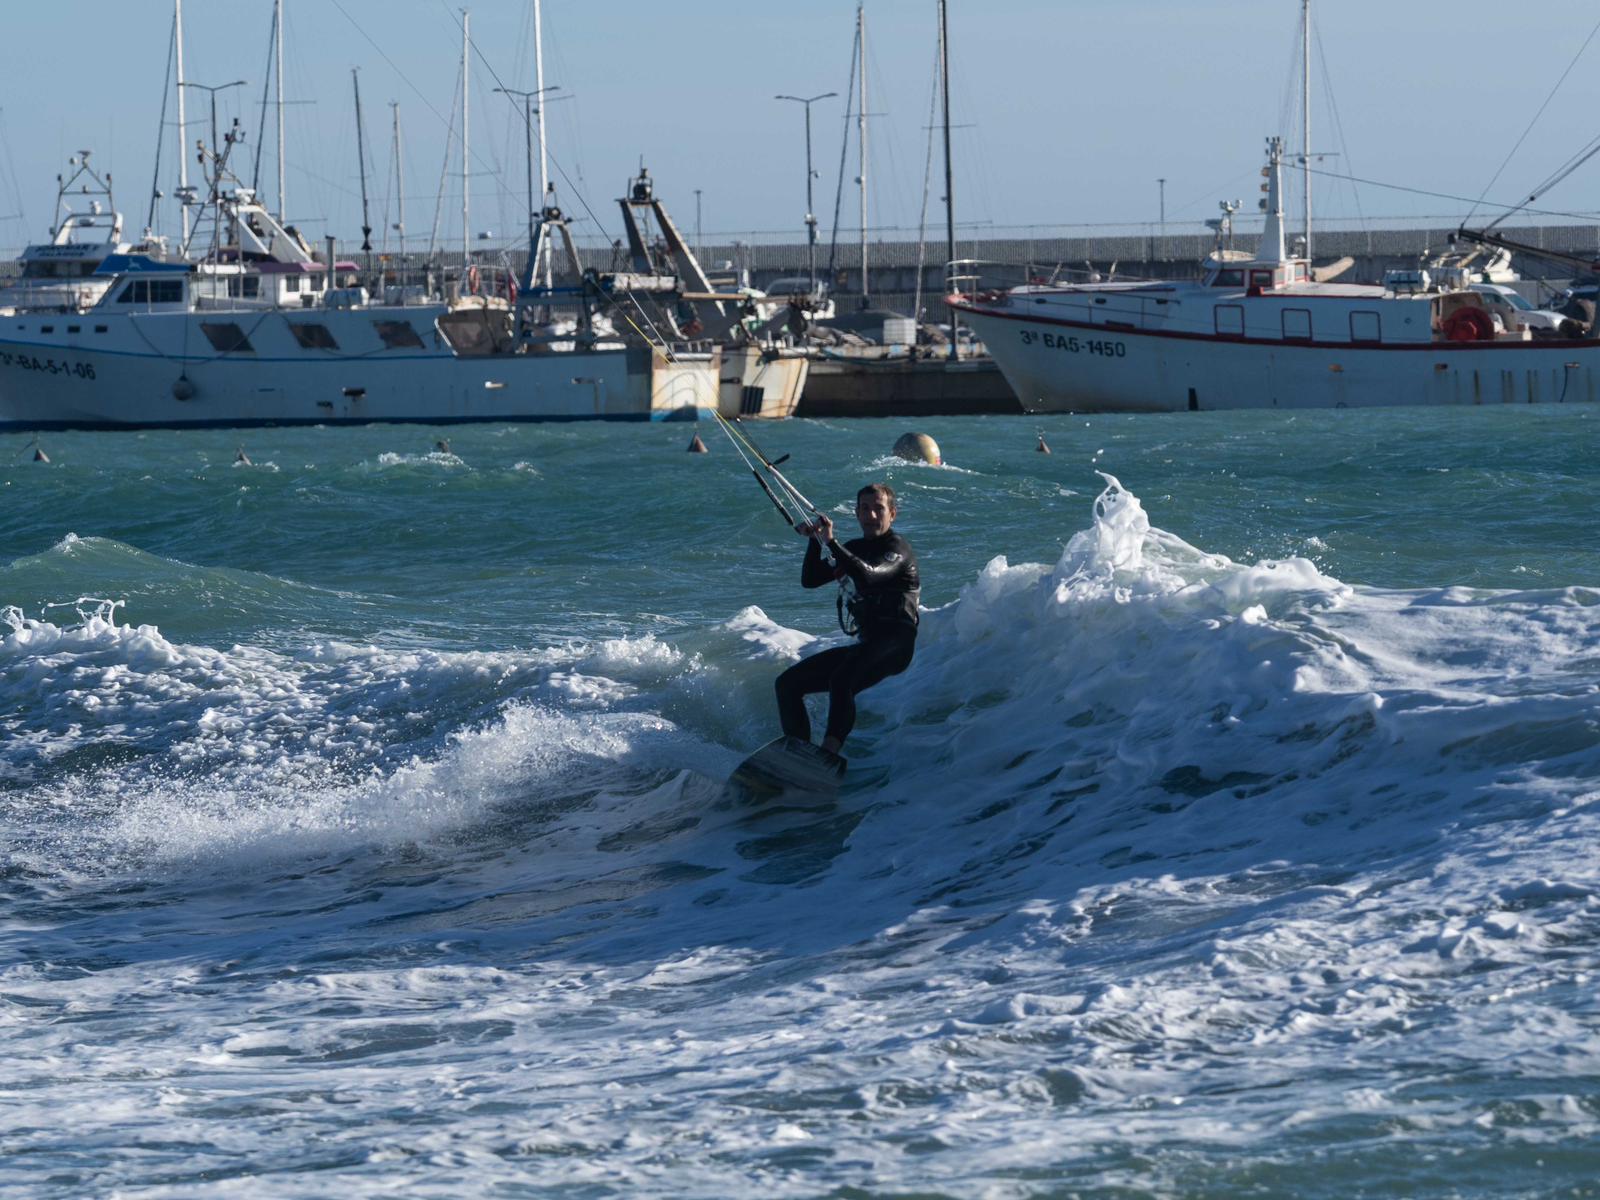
left=6, top=476, right=1600, bottom=1195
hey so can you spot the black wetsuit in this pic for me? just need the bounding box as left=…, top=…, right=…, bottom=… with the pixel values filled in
left=775, top=529, right=920, bottom=747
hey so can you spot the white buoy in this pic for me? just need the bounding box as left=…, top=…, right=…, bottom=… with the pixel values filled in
left=32, top=446, right=49, bottom=463
left=892, top=432, right=941, bottom=466
left=1036, top=433, right=1051, bottom=454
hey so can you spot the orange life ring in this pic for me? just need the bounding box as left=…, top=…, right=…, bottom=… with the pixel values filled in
left=1442, top=306, right=1494, bottom=342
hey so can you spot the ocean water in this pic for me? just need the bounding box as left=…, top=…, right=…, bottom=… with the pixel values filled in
left=3, top=407, right=1600, bottom=1198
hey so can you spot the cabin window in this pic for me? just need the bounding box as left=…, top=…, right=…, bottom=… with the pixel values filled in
left=1281, top=308, right=1312, bottom=340
left=1214, top=305, right=1245, bottom=336
left=285, top=275, right=302, bottom=294
left=1214, top=269, right=1244, bottom=287
left=150, top=279, right=183, bottom=304
left=288, top=322, right=339, bottom=350
left=226, top=276, right=261, bottom=299
left=40, top=325, right=54, bottom=334
left=1350, top=311, right=1381, bottom=343
left=373, top=320, right=425, bottom=349
left=200, top=322, right=254, bottom=353
left=1249, top=269, right=1273, bottom=291
left=117, top=281, right=141, bottom=303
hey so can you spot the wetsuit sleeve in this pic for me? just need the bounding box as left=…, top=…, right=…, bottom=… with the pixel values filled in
left=801, top=537, right=839, bottom=589
left=827, top=537, right=907, bottom=587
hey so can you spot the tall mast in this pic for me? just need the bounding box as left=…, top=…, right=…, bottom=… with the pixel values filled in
left=857, top=2, right=868, bottom=308
left=353, top=68, right=373, bottom=270
left=175, top=0, right=190, bottom=242
left=939, top=0, right=956, bottom=361
left=1302, top=0, right=1311, bottom=261
left=275, top=0, right=286, bottom=221
left=391, top=102, right=405, bottom=258
left=533, top=0, right=551, bottom=288
left=461, top=8, right=470, bottom=280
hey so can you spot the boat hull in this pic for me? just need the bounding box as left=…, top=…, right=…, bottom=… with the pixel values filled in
left=954, top=299, right=1600, bottom=413
left=797, top=353, right=1019, bottom=417
left=0, top=310, right=717, bottom=430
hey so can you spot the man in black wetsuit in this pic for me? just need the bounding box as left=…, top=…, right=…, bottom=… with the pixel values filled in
left=775, top=482, right=920, bottom=756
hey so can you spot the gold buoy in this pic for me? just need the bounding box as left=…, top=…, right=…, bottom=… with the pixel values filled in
left=892, top=432, right=941, bottom=465
left=1036, top=434, right=1051, bottom=454
left=687, top=433, right=708, bottom=453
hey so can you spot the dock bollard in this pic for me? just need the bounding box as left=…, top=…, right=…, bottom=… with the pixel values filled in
left=892, top=432, right=941, bottom=465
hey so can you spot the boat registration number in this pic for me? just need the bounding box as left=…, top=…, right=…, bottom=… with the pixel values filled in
left=1020, top=330, right=1127, bottom=358
left=0, top=351, right=96, bottom=380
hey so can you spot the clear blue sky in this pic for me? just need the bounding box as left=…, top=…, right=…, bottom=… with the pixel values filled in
left=2, top=1, right=1598, bottom=258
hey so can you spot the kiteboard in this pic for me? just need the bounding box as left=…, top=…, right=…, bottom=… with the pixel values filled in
left=728, top=736, right=846, bottom=800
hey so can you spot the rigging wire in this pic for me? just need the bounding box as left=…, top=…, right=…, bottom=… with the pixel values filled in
left=1467, top=11, right=1600, bottom=229
left=824, top=18, right=860, bottom=285
left=146, top=14, right=177, bottom=234
left=1313, top=20, right=1366, bottom=234
left=1305, top=162, right=1600, bottom=224
left=912, top=34, right=941, bottom=321
left=250, top=7, right=277, bottom=196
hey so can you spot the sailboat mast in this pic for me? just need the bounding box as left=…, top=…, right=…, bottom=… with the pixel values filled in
left=353, top=68, right=373, bottom=268
left=462, top=8, right=470, bottom=282
left=175, top=0, right=190, bottom=242
left=534, top=0, right=551, bottom=288
left=939, top=0, right=957, bottom=361
left=857, top=2, right=868, bottom=308
left=392, top=102, right=405, bottom=257
left=276, top=0, right=286, bottom=221
left=1302, top=0, right=1311, bottom=261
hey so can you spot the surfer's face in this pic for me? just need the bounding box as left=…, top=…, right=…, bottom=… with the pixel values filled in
left=856, top=493, right=894, bottom=537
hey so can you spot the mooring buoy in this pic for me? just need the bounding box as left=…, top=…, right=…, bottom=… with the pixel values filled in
left=892, top=432, right=941, bottom=465
left=687, top=433, right=708, bottom=453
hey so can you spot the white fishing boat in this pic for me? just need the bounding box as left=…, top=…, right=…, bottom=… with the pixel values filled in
left=0, top=180, right=715, bottom=431
left=950, top=137, right=1600, bottom=414
left=0, top=153, right=164, bottom=314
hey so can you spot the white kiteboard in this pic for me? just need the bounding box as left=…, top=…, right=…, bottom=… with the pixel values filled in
left=728, top=736, right=847, bottom=800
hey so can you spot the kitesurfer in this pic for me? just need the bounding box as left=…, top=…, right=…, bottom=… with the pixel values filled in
left=775, top=483, right=919, bottom=754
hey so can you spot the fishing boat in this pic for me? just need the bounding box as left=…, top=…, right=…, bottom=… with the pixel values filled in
left=950, top=136, right=1600, bottom=414
left=0, top=153, right=166, bottom=314
left=0, top=175, right=715, bottom=431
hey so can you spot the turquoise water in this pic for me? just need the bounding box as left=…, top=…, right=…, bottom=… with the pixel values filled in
left=4, top=408, right=1600, bottom=1196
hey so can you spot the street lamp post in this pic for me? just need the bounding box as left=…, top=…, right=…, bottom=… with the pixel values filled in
left=775, top=91, right=836, bottom=295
